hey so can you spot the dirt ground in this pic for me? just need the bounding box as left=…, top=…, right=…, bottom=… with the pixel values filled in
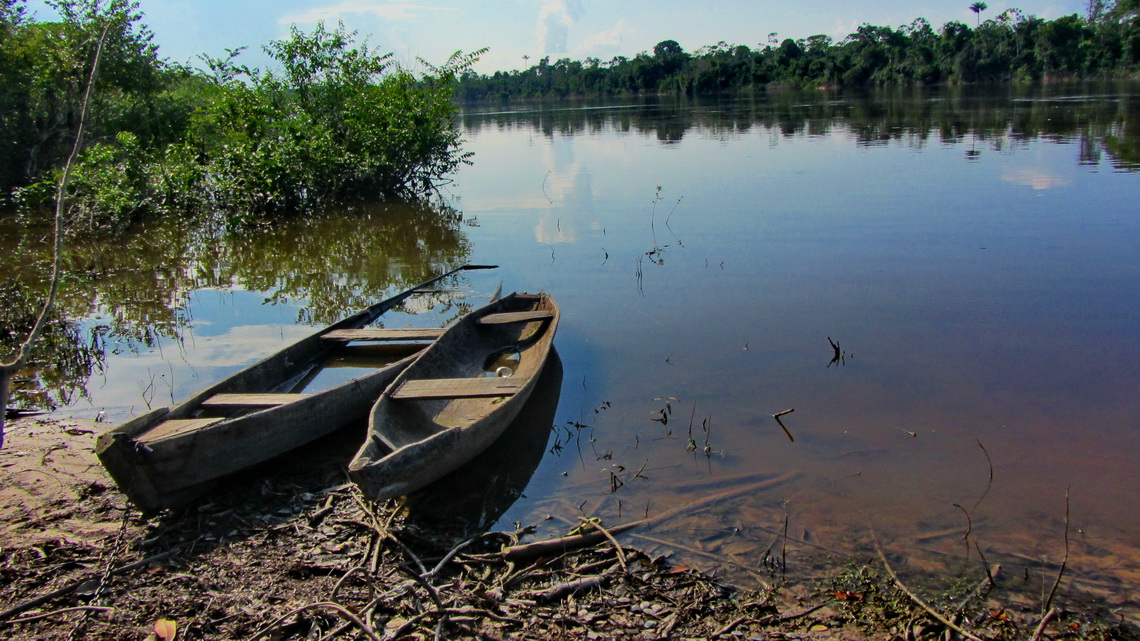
left=0, top=416, right=1135, bottom=640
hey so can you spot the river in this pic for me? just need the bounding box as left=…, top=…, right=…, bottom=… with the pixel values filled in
left=5, top=82, right=1139, bottom=613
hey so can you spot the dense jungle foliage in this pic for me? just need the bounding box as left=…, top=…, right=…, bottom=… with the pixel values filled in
left=0, top=0, right=481, bottom=227
left=456, top=2, right=1140, bottom=100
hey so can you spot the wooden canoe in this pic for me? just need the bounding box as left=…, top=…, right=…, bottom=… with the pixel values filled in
left=349, top=291, right=559, bottom=500
left=403, top=348, right=563, bottom=532
left=96, top=265, right=496, bottom=512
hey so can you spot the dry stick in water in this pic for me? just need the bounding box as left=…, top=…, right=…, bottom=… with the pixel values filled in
left=1043, top=486, right=1071, bottom=614
left=972, top=439, right=994, bottom=512
left=953, top=503, right=973, bottom=541
left=673, top=470, right=781, bottom=493
left=649, top=470, right=800, bottom=524
left=781, top=500, right=790, bottom=579
left=503, top=472, right=801, bottom=561
left=630, top=533, right=770, bottom=583
left=772, top=409, right=795, bottom=442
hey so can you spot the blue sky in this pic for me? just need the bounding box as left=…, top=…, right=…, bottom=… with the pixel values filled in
left=27, top=0, right=1088, bottom=73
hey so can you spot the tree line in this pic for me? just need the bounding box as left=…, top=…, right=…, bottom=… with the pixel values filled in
left=0, top=0, right=481, bottom=228
left=456, top=3, right=1140, bottom=100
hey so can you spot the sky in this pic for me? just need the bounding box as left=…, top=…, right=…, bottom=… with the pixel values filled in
left=26, top=0, right=1089, bottom=74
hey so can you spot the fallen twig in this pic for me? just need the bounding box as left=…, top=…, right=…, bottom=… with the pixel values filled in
left=0, top=606, right=113, bottom=627
left=577, top=517, right=628, bottom=571
left=503, top=520, right=644, bottom=561
left=330, top=565, right=375, bottom=603
left=711, top=614, right=750, bottom=636
left=0, top=549, right=177, bottom=621
left=424, top=536, right=475, bottom=581
left=873, top=540, right=985, bottom=641
left=1029, top=608, right=1058, bottom=641
left=388, top=606, right=522, bottom=638
left=248, top=602, right=382, bottom=641
left=534, top=566, right=619, bottom=603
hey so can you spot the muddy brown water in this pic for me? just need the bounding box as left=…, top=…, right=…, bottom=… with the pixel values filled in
left=4, top=84, right=1138, bottom=621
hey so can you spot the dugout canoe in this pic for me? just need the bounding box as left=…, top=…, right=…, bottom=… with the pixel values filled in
left=95, top=265, right=496, bottom=512
left=349, top=291, right=559, bottom=500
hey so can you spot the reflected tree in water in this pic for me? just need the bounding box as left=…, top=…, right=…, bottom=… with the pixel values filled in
left=460, top=86, right=1140, bottom=170
left=0, top=200, right=472, bottom=412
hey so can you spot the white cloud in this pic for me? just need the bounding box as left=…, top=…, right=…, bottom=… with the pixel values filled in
left=827, top=18, right=860, bottom=41
left=281, top=1, right=456, bottom=25
left=572, top=18, right=632, bottom=59
left=536, top=0, right=585, bottom=54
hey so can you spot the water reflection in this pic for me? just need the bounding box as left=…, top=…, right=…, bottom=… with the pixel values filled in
left=1, top=201, right=472, bottom=412
left=461, top=83, right=1140, bottom=170
left=452, top=84, right=1140, bottom=621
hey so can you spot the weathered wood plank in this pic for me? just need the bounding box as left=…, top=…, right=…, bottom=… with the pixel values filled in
left=477, top=310, right=554, bottom=325
left=201, top=393, right=309, bottom=409
left=321, top=328, right=446, bottom=342
left=390, top=377, right=524, bottom=400
left=141, top=418, right=225, bottom=444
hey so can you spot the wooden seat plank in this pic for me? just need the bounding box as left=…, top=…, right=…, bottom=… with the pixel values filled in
left=141, top=417, right=225, bottom=444
left=390, top=377, right=524, bottom=400
left=477, top=310, right=553, bottom=325
left=322, top=328, right=446, bottom=342
left=201, top=393, right=309, bottom=409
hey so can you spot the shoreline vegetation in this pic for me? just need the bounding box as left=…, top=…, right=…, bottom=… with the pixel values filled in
left=0, top=0, right=482, bottom=228
left=456, top=3, right=1140, bottom=101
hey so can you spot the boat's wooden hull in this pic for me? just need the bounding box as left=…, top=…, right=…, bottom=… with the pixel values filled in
left=96, top=354, right=416, bottom=510
left=350, top=292, right=559, bottom=500
left=403, top=348, right=563, bottom=531
left=95, top=267, right=492, bottom=512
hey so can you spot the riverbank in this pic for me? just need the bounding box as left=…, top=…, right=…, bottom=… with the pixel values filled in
left=0, top=416, right=1133, bottom=640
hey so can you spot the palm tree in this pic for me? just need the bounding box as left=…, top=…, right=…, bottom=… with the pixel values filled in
left=969, top=1, right=988, bottom=27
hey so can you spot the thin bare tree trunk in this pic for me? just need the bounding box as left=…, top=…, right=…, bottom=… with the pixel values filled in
left=0, top=17, right=113, bottom=449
